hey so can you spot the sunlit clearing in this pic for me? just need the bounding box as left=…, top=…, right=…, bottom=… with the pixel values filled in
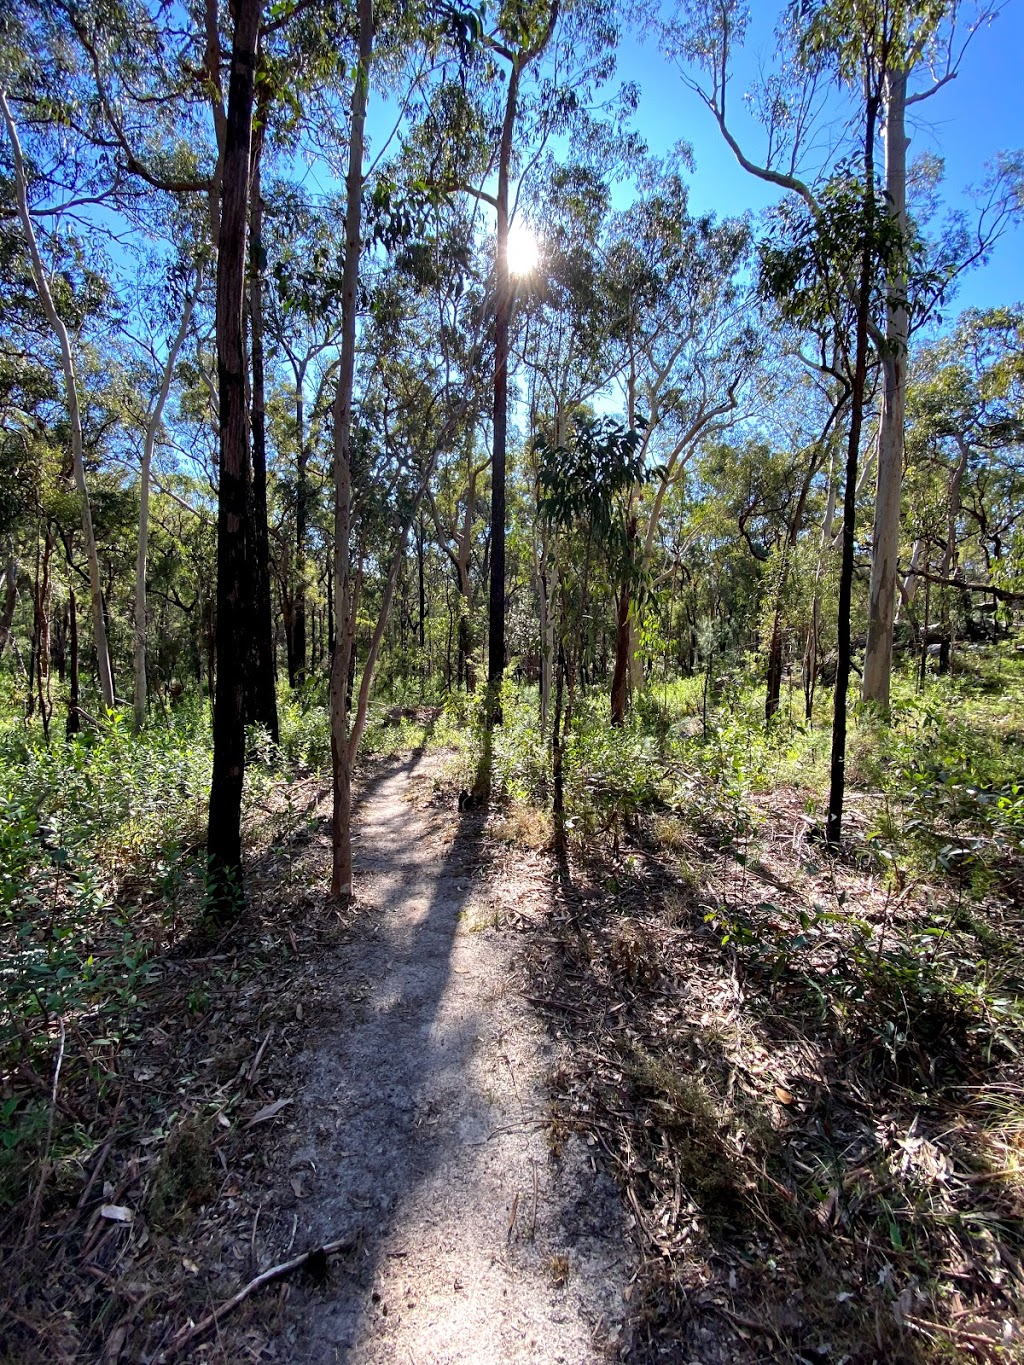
left=506, top=222, right=540, bottom=276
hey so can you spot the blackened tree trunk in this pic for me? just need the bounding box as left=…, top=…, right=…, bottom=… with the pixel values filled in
left=67, top=583, right=81, bottom=737
left=486, top=61, right=519, bottom=704
left=329, top=0, right=374, bottom=899
left=293, top=372, right=309, bottom=686
left=610, top=516, right=637, bottom=726
left=765, top=616, right=785, bottom=723
left=247, top=123, right=280, bottom=742
left=417, top=515, right=426, bottom=649
left=483, top=7, right=558, bottom=707
left=207, top=0, right=262, bottom=911
left=826, top=93, right=880, bottom=849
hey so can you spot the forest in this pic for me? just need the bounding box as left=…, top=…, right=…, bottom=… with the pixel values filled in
left=1, top=0, right=1023, bottom=1359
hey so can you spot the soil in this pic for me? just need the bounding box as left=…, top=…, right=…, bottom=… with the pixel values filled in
left=260, top=751, right=632, bottom=1363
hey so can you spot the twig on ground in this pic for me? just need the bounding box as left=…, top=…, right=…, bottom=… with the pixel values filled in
left=24, top=1018, right=66, bottom=1248
left=161, top=1237, right=354, bottom=1359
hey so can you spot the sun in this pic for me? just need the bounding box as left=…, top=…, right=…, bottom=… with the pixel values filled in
left=506, top=222, right=540, bottom=276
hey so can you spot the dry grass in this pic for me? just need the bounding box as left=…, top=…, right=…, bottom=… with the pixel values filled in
left=491, top=801, right=553, bottom=851
left=0, top=779, right=356, bottom=1365
left=523, top=792, right=1024, bottom=1364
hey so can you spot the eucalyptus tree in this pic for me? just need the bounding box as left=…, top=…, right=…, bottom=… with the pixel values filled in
left=0, top=210, right=56, bottom=667
left=396, top=203, right=494, bottom=693
left=516, top=161, right=620, bottom=726
left=750, top=4, right=906, bottom=840
left=122, top=228, right=207, bottom=730
left=412, top=0, right=636, bottom=717
left=667, top=0, right=1014, bottom=713
left=205, top=0, right=262, bottom=912
left=327, top=3, right=516, bottom=890
left=901, top=307, right=1024, bottom=662
left=259, top=188, right=347, bottom=684
left=0, top=89, right=117, bottom=711
left=537, top=415, right=647, bottom=841
left=601, top=164, right=757, bottom=721
left=472, top=0, right=560, bottom=701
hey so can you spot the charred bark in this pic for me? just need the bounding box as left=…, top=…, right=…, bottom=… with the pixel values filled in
left=206, top=0, right=262, bottom=912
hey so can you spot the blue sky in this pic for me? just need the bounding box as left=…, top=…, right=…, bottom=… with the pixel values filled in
left=613, top=3, right=1024, bottom=316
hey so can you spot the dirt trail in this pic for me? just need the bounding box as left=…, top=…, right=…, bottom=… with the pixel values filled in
left=269, top=751, right=631, bottom=1364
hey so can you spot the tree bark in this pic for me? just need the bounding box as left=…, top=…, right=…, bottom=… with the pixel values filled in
left=610, top=580, right=631, bottom=727
left=293, top=367, right=309, bottom=685
left=67, top=582, right=81, bottom=738
left=827, top=93, right=880, bottom=849
left=206, top=0, right=262, bottom=910
left=0, top=546, right=18, bottom=659
left=247, top=133, right=280, bottom=741
left=487, top=62, right=520, bottom=699
left=1, top=89, right=115, bottom=712
left=862, top=65, right=908, bottom=711
left=330, top=0, right=374, bottom=900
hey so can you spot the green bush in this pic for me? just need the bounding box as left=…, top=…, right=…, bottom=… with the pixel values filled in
left=0, top=707, right=214, bottom=1186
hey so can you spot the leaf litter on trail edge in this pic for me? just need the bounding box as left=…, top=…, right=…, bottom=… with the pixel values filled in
left=244, top=1097, right=294, bottom=1129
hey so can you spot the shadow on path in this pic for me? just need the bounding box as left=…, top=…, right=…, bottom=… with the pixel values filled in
left=270, top=749, right=627, bottom=1363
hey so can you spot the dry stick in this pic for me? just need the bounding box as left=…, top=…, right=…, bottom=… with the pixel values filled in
left=24, top=1017, right=66, bottom=1247
left=162, top=1238, right=354, bottom=1359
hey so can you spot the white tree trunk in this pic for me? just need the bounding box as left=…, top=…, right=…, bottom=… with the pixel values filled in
left=862, top=66, right=908, bottom=709
left=1, top=90, right=115, bottom=711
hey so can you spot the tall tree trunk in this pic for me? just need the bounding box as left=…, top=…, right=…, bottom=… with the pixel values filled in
left=206, top=0, right=262, bottom=911
left=330, top=0, right=374, bottom=900
left=937, top=434, right=970, bottom=670
left=247, top=131, right=280, bottom=741
left=417, top=515, right=426, bottom=650
left=33, top=528, right=53, bottom=740
left=827, top=93, right=880, bottom=848
left=134, top=280, right=198, bottom=730
left=67, top=583, right=81, bottom=738
left=862, top=65, right=908, bottom=711
left=1, top=90, right=115, bottom=712
left=293, top=370, right=309, bottom=685
left=610, top=579, right=631, bottom=727
left=486, top=62, right=520, bottom=702
left=609, top=511, right=637, bottom=729
left=765, top=608, right=785, bottom=723
left=551, top=639, right=568, bottom=859
left=0, top=545, right=18, bottom=658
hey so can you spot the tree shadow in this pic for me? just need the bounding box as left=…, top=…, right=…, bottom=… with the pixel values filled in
left=263, top=748, right=608, bottom=1360
left=521, top=835, right=1024, bottom=1364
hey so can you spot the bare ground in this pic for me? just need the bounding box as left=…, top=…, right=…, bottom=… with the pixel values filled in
left=258, top=751, right=632, bottom=1364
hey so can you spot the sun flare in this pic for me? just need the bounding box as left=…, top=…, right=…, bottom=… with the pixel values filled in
left=506, top=222, right=540, bottom=276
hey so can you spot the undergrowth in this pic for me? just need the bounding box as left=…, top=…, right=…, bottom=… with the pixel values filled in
left=492, top=649, right=1024, bottom=1360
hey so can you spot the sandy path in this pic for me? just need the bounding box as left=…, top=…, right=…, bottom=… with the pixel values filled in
left=270, top=751, right=630, bottom=1364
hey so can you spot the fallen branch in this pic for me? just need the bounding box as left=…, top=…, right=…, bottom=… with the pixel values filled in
left=161, top=1237, right=354, bottom=1359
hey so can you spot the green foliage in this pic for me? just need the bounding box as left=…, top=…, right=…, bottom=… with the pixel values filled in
left=0, top=708, right=214, bottom=1190
left=277, top=693, right=332, bottom=770
left=564, top=698, right=663, bottom=836
left=537, top=415, right=647, bottom=547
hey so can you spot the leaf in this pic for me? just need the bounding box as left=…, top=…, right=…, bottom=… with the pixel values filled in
left=244, top=1098, right=293, bottom=1130
left=100, top=1204, right=134, bottom=1223
left=774, top=1087, right=796, bottom=1105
